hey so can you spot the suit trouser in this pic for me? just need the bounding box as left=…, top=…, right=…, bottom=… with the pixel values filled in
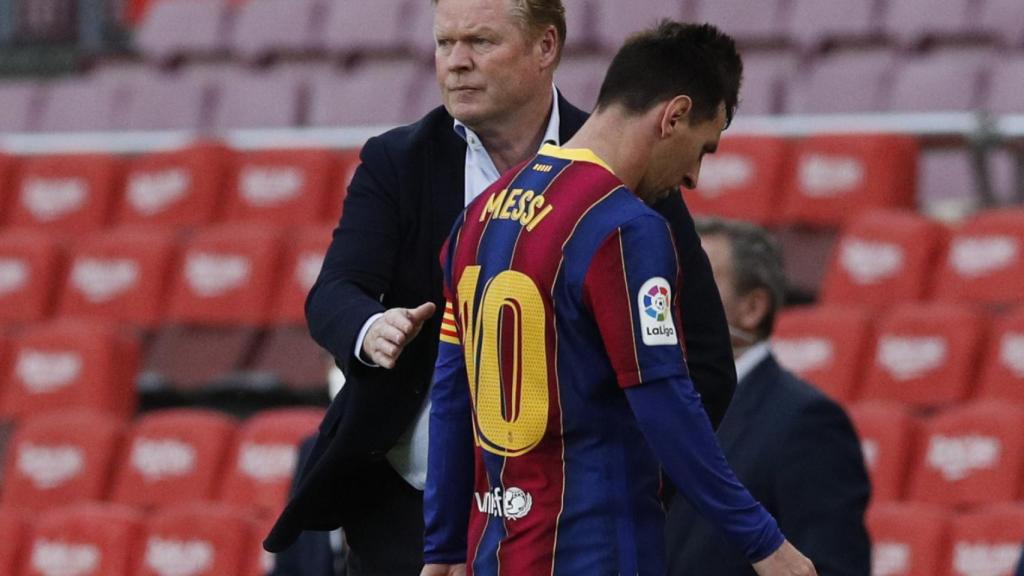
left=343, top=459, right=424, bottom=576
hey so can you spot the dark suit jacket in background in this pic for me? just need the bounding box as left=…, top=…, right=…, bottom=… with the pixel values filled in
left=665, top=354, right=871, bottom=576
left=265, top=95, right=737, bottom=552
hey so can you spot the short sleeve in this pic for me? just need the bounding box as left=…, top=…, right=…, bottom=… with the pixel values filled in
left=583, top=214, right=689, bottom=388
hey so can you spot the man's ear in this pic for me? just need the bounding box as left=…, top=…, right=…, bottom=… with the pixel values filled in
left=659, top=95, right=693, bottom=138
left=536, top=25, right=560, bottom=69
left=736, top=287, right=771, bottom=335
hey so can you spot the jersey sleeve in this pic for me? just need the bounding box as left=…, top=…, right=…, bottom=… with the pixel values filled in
left=582, top=214, right=689, bottom=388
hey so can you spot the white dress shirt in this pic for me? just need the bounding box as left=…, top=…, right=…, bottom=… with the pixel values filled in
left=734, top=340, right=772, bottom=385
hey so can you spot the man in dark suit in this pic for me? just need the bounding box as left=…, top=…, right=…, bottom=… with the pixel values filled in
left=264, top=1, right=737, bottom=574
left=665, top=217, right=871, bottom=576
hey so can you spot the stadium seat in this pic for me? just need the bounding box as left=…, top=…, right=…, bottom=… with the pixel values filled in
left=978, top=0, right=1024, bottom=47
left=21, top=503, right=143, bottom=576
left=820, top=209, right=947, bottom=308
left=986, top=56, right=1024, bottom=114
left=115, top=70, right=210, bottom=131
left=210, top=68, right=304, bottom=130
left=0, top=230, right=64, bottom=325
left=559, top=0, right=597, bottom=53
left=136, top=503, right=258, bottom=576
left=887, top=50, right=991, bottom=113
left=57, top=228, right=178, bottom=327
left=142, top=325, right=260, bottom=391
left=908, top=402, right=1024, bottom=507
left=225, top=149, right=340, bottom=226
left=786, top=0, right=880, bottom=50
left=1, top=411, right=126, bottom=511
left=308, top=60, right=430, bottom=127
left=0, top=81, right=39, bottom=133
left=0, top=321, right=139, bottom=420
left=932, top=208, right=1024, bottom=306
left=847, top=401, right=918, bottom=501
left=738, top=50, right=798, bottom=115
left=978, top=307, right=1024, bottom=404
left=771, top=305, right=874, bottom=402
left=111, top=409, right=238, bottom=510
left=860, top=303, right=986, bottom=407
left=785, top=49, right=895, bottom=114
left=229, top=0, right=322, bottom=61
left=0, top=510, right=27, bottom=576
left=36, top=77, right=120, bottom=133
left=7, top=153, right=122, bottom=234
left=684, top=135, right=791, bottom=226
left=247, top=515, right=278, bottom=576
left=219, top=408, right=323, bottom=515
left=591, top=0, right=686, bottom=52
left=867, top=502, right=952, bottom=576
left=883, top=0, right=977, bottom=46
left=321, top=0, right=422, bottom=56
left=245, top=326, right=329, bottom=393
left=135, top=0, right=231, bottom=62
left=692, top=0, right=789, bottom=46
left=780, top=134, right=918, bottom=228
left=117, top=142, right=230, bottom=229
left=554, top=55, right=613, bottom=114
left=947, top=504, right=1024, bottom=576
left=269, top=224, right=332, bottom=325
left=0, top=151, right=13, bottom=210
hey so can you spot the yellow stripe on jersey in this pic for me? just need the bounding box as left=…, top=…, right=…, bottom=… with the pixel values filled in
left=440, top=299, right=460, bottom=345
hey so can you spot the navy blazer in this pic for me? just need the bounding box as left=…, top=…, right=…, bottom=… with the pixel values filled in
left=665, top=353, right=871, bottom=576
left=264, top=95, right=737, bottom=552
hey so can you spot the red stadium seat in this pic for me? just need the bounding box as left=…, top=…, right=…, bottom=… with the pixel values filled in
left=246, top=515, right=278, bottom=576
left=933, top=208, right=1024, bottom=307
left=271, top=224, right=332, bottom=325
left=21, top=503, right=143, bottom=576
left=141, top=325, right=259, bottom=391
left=0, top=230, right=64, bottom=325
left=219, top=408, right=323, bottom=515
left=136, top=503, right=258, bottom=576
left=781, top=134, right=918, bottom=228
left=684, top=136, right=791, bottom=226
left=867, top=502, right=952, bottom=576
left=117, top=142, right=230, bottom=230
left=0, top=152, right=14, bottom=218
left=821, top=210, right=947, bottom=308
left=771, top=305, right=874, bottom=402
left=57, top=228, right=178, bottom=328
left=908, top=402, right=1024, bottom=507
left=0, top=321, right=139, bottom=420
left=111, top=409, right=238, bottom=510
left=847, top=401, right=918, bottom=501
left=166, top=224, right=285, bottom=326
left=0, top=510, right=28, bottom=576
left=947, top=504, right=1024, bottom=576
left=224, top=149, right=340, bottom=226
left=860, top=303, right=986, bottom=407
left=7, top=154, right=122, bottom=234
left=977, top=308, right=1024, bottom=404
left=1, top=411, right=125, bottom=512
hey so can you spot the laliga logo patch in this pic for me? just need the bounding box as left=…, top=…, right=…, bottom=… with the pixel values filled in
left=638, top=277, right=677, bottom=346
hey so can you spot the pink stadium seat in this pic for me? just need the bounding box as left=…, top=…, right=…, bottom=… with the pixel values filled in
left=21, top=503, right=143, bottom=576
left=692, top=0, right=788, bottom=45
left=136, top=503, right=258, bottom=576
left=977, top=308, right=1024, bottom=404
left=909, top=402, right=1024, bottom=507
left=229, top=0, right=322, bottom=61
left=820, top=210, right=947, bottom=308
left=738, top=50, right=798, bottom=115
left=0, top=321, right=139, bottom=420
left=860, top=303, right=986, bottom=407
left=0, top=510, right=27, bottom=576
left=772, top=305, right=874, bottom=403
left=932, top=208, right=1024, bottom=306
left=559, top=0, right=597, bottom=53
left=135, top=0, right=231, bottom=62
left=986, top=56, right=1024, bottom=114
left=219, top=408, right=323, bottom=515
left=36, top=77, right=120, bottom=133
left=57, top=228, right=178, bottom=327
left=321, top=0, right=421, bottom=55
left=210, top=68, right=304, bottom=130
left=781, top=134, right=918, bottom=228
left=271, top=224, right=332, bottom=324
left=117, top=142, right=230, bottom=229
left=115, top=71, right=210, bottom=131
left=916, top=148, right=1016, bottom=212
left=225, top=149, right=340, bottom=225
left=554, top=56, right=612, bottom=114
left=0, top=81, right=39, bottom=133
left=883, top=0, right=977, bottom=46
left=592, top=0, right=686, bottom=52
left=977, top=0, right=1024, bottom=46
left=947, top=505, right=1024, bottom=576
left=685, top=135, right=791, bottom=225
left=1, top=411, right=126, bottom=512
left=111, top=409, right=238, bottom=510
left=246, top=326, right=329, bottom=393
left=785, top=49, right=895, bottom=114
left=887, top=51, right=990, bottom=112
left=142, top=325, right=260, bottom=391
left=0, top=230, right=64, bottom=325
left=867, top=502, right=952, bottom=576
left=847, top=401, right=918, bottom=502
left=8, top=153, right=122, bottom=234
left=308, top=60, right=429, bottom=126
left=787, top=0, right=879, bottom=49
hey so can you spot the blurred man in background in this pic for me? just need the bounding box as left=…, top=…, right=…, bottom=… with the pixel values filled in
left=665, top=217, right=871, bottom=576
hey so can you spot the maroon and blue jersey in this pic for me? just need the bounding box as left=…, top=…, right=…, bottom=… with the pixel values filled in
left=424, top=145, right=783, bottom=575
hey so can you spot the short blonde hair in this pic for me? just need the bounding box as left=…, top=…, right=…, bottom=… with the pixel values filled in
left=433, top=0, right=566, bottom=57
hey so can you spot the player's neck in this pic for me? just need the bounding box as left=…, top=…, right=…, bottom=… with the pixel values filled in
left=564, top=108, right=655, bottom=191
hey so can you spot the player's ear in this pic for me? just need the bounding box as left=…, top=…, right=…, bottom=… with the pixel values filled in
left=659, top=95, right=693, bottom=138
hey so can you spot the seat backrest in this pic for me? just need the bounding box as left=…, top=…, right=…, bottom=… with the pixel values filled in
left=553, top=55, right=613, bottom=114
left=740, top=50, right=798, bottom=115
left=8, top=153, right=122, bottom=234
left=111, top=409, right=238, bottom=510
left=985, top=56, right=1024, bottom=115
left=692, top=0, right=788, bottom=45
left=847, top=401, right=918, bottom=501
left=860, top=303, right=986, bottom=407
left=116, top=72, right=209, bottom=131
left=321, top=0, right=417, bottom=55
left=781, top=134, right=918, bottom=228
left=21, top=503, right=143, bottom=576
left=867, top=502, right=952, bottom=576
left=0, top=321, right=139, bottom=420
left=307, top=60, right=427, bottom=127
left=887, top=51, right=989, bottom=112
left=978, top=0, right=1024, bottom=47
left=136, top=503, right=257, bottom=576
left=0, top=230, right=64, bottom=325
left=947, top=504, right=1024, bottom=576
left=224, top=149, right=339, bottom=226
left=932, top=208, right=1024, bottom=307
left=0, top=82, right=39, bottom=133
left=821, top=209, right=947, bottom=308
left=135, top=0, right=229, bottom=62
left=685, top=136, right=791, bottom=226
left=166, top=224, right=284, bottom=326
left=909, top=402, right=1024, bottom=507
left=229, top=0, right=321, bottom=61
left=209, top=68, right=303, bottom=130
left=591, top=0, right=686, bottom=52
left=883, top=0, right=975, bottom=46
left=978, top=307, right=1024, bottom=404
left=2, top=411, right=126, bottom=511
left=786, top=49, right=895, bottom=114
left=36, top=78, right=120, bottom=133
left=270, top=224, right=333, bottom=325
left=219, top=408, right=324, bottom=515
left=0, top=510, right=28, bottom=576
left=772, top=305, right=874, bottom=403
left=787, top=0, right=879, bottom=49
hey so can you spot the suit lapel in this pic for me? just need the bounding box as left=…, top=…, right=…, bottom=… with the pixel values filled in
left=717, top=354, right=782, bottom=453
left=429, top=114, right=468, bottom=277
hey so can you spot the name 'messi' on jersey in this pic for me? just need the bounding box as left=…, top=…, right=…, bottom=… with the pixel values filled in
left=478, top=165, right=559, bottom=231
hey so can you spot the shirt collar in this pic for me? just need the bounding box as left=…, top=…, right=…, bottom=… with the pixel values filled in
left=453, top=84, right=561, bottom=149
left=735, top=341, right=772, bottom=384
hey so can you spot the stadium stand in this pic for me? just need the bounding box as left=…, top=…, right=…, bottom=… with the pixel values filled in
left=210, top=67, right=305, bottom=131
left=737, top=50, right=797, bottom=115
left=867, top=502, right=953, bottom=576
left=20, top=502, right=144, bottom=576
left=786, top=0, right=880, bottom=50
left=685, top=135, right=792, bottom=225
left=0, top=82, right=38, bottom=133
left=308, top=60, right=430, bottom=127
left=113, top=68, right=210, bottom=131
left=135, top=0, right=230, bottom=63
left=0, top=229, right=64, bottom=325
left=224, top=148, right=343, bottom=226
left=229, top=0, right=323, bottom=62
left=848, top=402, right=918, bottom=502
left=137, top=503, right=259, bottom=576
left=933, top=208, right=1024, bottom=307
left=0, top=510, right=27, bottom=576
left=35, top=77, right=120, bottom=133
left=947, top=504, right=1024, bottom=576
left=785, top=49, right=896, bottom=114
left=320, top=0, right=426, bottom=57
left=692, top=0, right=789, bottom=46
left=977, top=307, right=1024, bottom=404
left=591, top=0, right=688, bottom=52
left=883, top=0, right=978, bottom=47
left=977, top=0, right=1024, bottom=46
left=7, top=153, right=122, bottom=234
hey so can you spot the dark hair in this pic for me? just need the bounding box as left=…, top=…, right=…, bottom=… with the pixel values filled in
left=695, top=217, right=786, bottom=340
left=595, top=21, right=743, bottom=126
